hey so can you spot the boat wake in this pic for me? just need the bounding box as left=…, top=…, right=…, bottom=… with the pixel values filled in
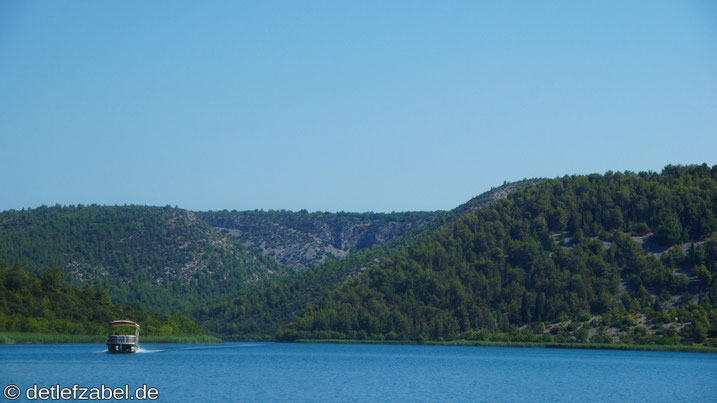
left=136, top=347, right=163, bottom=353
left=99, top=343, right=263, bottom=354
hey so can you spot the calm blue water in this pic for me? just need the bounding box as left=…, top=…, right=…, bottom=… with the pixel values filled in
left=1, top=342, right=715, bottom=402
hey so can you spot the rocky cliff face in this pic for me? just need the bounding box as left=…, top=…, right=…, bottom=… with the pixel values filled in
left=197, top=182, right=539, bottom=271
left=198, top=211, right=437, bottom=270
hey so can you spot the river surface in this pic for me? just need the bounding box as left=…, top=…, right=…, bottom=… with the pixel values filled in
left=1, top=342, right=715, bottom=402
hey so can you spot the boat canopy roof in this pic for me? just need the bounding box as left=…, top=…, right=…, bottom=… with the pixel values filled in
left=109, top=320, right=140, bottom=328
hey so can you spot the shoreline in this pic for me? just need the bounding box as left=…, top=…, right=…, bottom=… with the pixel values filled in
left=4, top=333, right=716, bottom=353
left=0, top=332, right=222, bottom=344
left=289, top=338, right=717, bottom=354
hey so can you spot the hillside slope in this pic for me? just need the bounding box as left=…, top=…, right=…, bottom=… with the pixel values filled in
left=0, top=205, right=283, bottom=312
left=193, top=181, right=535, bottom=338
left=198, top=210, right=436, bottom=270
left=0, top=261, right=206, bottom=338
left=282, top=165, right=717, bottom=346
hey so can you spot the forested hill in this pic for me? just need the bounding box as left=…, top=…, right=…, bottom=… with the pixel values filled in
left=193, top=181, right=536, bottom=338
left=197, top=210, right=437, bottom=270
left=281, top=165, right=717, bottom=346
left=0, top=261, right=206, bottom=338
left=0, top=205, right=283, bottom=312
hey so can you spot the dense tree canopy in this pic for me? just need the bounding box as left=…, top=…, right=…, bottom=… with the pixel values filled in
left=0, top=261, right=204, bottom=336
left=0, top=205, right=282, bottom=312
left=280, top=165, right=717, bottom=346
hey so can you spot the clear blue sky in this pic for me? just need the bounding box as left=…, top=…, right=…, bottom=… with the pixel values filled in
left=1, top=1, right=716, bottom=213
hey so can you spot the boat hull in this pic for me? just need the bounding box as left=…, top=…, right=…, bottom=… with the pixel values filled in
left=107, top=343, right=139, bottom=354
left=106, top=334, right=139, bottom=354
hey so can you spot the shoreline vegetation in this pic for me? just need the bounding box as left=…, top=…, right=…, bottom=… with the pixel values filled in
left=3, top=332, right=716, bottom=353
left=290, top=338, right=717, bottom=353
left=0, top=332, right=222, bottom=344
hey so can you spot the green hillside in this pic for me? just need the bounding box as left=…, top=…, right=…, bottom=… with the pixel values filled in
left=0, top=205, right=283, bottom=312
left=280, top=165, right=717, bottom=346
left=193, top=181, right=536, bottom=338
left=0, top=261, right=207, bottom=340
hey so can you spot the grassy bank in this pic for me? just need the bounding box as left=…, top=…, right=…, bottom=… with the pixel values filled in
left=293, top=338, right=717, bottom=353
left=0, top=332, right=222, bottom=344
